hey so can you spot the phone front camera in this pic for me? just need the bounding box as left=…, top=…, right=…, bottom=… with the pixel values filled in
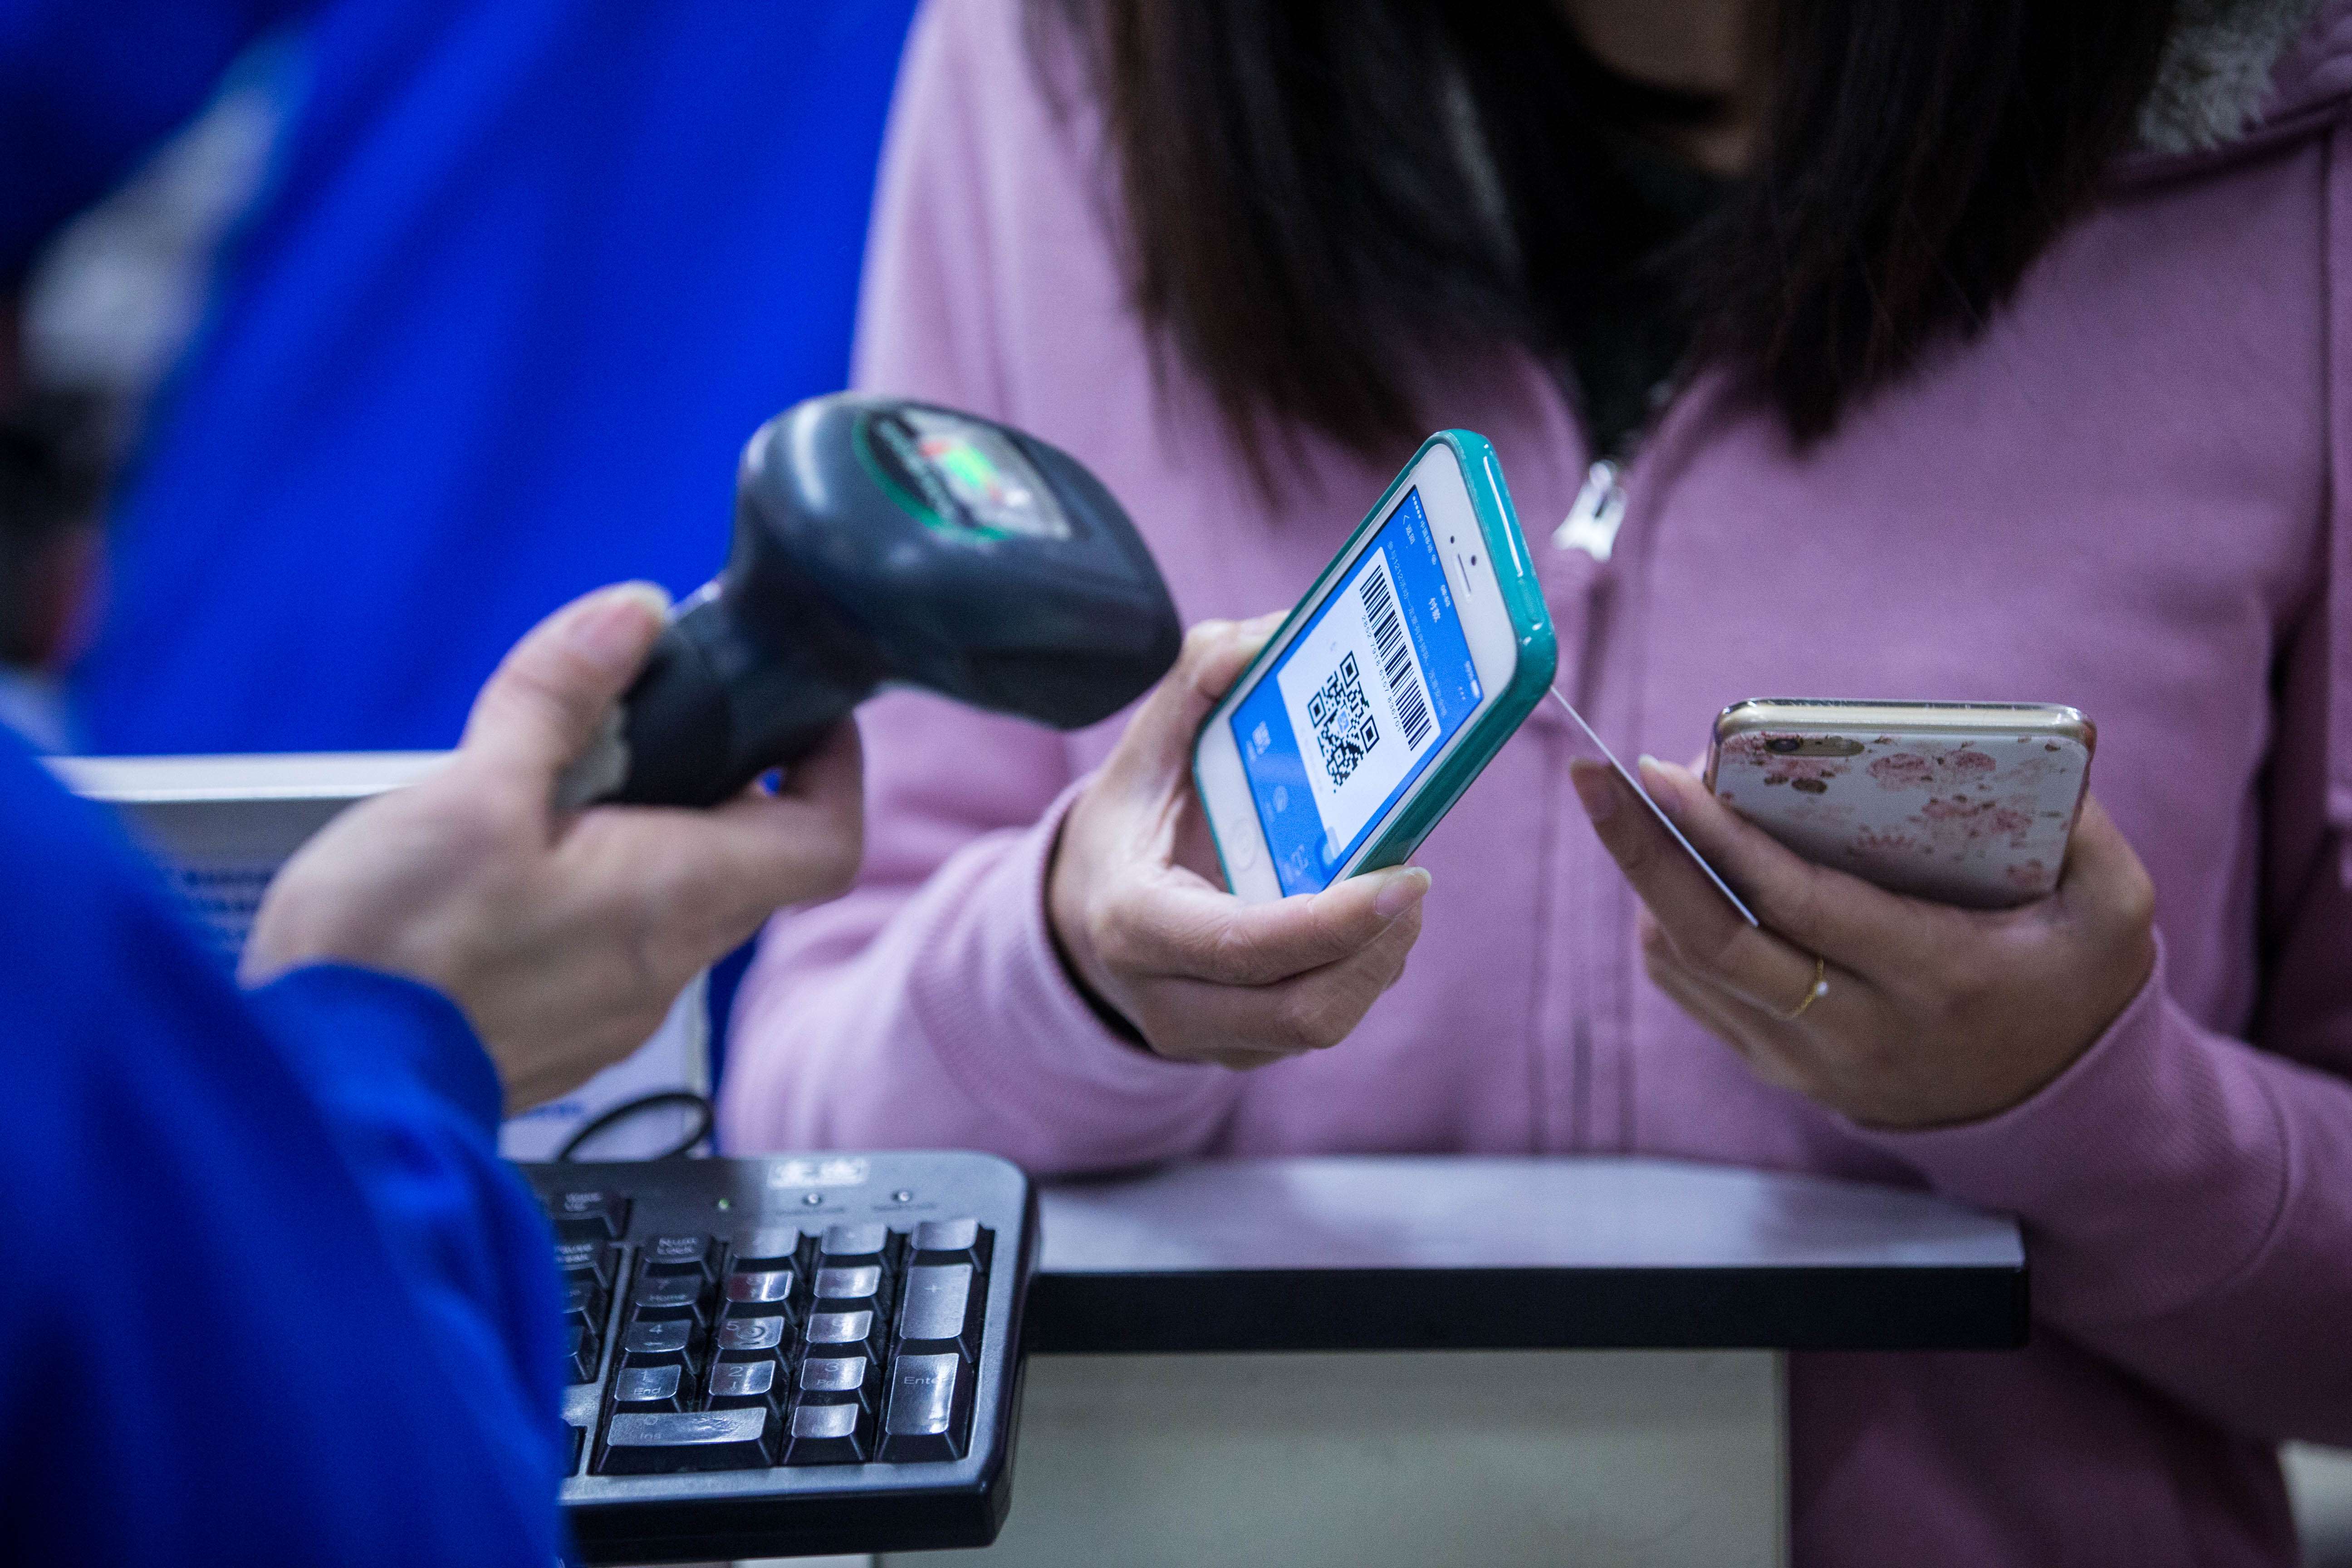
left=1765, top=736, right=1802, bottom=754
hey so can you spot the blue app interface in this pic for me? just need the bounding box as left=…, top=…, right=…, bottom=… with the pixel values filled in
left=1228, top=488, right=1484, bottom=896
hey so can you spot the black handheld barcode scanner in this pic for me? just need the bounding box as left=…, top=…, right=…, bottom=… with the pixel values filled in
left=558, top=395, right=1182, bottom=808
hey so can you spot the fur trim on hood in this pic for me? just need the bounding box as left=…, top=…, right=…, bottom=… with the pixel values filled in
left=2141, top=0, right=2330, bottom=152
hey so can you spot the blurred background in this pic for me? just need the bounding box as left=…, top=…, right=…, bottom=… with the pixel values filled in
left=2, top=0, right=919, bottom=1054
left=3, top=0, right=913, bottom=757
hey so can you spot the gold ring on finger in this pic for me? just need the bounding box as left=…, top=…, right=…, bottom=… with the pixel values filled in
left=1776, top=954, right=1828, bottom=1022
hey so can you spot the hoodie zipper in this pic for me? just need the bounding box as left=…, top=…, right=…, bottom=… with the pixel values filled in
left=1550, top=332, right=1705, bottom=564
left=1552, top=458, right=1629, bottom=562
left=1541, top=406, right=1639, bottom=1155
left=1538, top=366, right=1711, bottom=1153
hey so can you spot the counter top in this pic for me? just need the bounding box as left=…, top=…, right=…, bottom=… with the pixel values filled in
left=1026, top=1156, right=2024, bottom=1354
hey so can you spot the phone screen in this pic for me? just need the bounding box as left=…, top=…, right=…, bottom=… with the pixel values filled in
left=862, top=407, right=1071, bottom=540
left=1227, top=488, right=1485, bottom=895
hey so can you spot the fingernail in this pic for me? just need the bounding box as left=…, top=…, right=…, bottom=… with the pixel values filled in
left=1373, top=866, right=1431, bottom=919
left=1569, top=758, right=1617, bottom=823
left=568, top=582, right=670, bottom=675
left=1636, top=754, right=1685, bottom=813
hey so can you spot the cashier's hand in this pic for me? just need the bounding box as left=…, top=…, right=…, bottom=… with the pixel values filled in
left=1048, top=615, right=1430, bottom=1069
left=244, top=583, right=864, bottom=1112
left=1573, top=756, right=2156, bottom=1129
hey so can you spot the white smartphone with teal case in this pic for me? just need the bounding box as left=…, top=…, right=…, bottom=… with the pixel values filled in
left=1191, top=432, right=1556, bottom=904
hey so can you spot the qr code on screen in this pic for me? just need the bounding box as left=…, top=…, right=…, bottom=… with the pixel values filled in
left=1307, top=653, right=1379, bottom=786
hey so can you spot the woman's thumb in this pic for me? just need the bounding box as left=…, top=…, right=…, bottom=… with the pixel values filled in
left=1101, top=613, right=1283, bottom=795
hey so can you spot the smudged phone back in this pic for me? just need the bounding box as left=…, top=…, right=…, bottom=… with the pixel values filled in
left=1705, top=700, right=2094, bottom=910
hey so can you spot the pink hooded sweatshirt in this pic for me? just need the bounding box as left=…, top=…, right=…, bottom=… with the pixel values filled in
left=722, top=1, right=2352, bottom=1560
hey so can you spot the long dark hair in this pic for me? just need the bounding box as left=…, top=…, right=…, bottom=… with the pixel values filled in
left=1032, top=0, right=2177, bottom=468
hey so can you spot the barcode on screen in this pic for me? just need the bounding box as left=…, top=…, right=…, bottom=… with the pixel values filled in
left=1358, top=560, right=1431, bottom=751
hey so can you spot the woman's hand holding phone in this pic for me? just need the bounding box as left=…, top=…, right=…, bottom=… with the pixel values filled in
left=1049, top=616, right=1432, bottom=1069
left=1573, top=755, right=2157, bottom=1129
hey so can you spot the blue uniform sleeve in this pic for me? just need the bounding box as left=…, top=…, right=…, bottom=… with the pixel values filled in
left=0, top=0, right=315, bottom=279
left=0, top=738, right=564, bottom=1565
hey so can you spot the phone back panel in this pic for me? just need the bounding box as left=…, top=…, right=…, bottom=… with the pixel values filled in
left=1709, top=726, right=2091, bottom=909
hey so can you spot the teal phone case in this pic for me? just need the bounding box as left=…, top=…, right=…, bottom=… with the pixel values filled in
left=1194, top=430, right=1558, bottom=893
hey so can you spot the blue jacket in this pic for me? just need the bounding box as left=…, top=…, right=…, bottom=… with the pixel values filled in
left=4, top=0, right=913, bottom=754
left=0, top=730, right=566, bottom=1563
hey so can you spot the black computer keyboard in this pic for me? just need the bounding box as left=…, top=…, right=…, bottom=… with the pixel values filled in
left=522, top=1152, right=1037, bottom=1564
